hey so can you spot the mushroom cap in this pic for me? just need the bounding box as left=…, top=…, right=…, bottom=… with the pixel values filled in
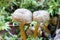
left=33, top=10, right=50, bottom=23
left=12, top=9, right=32, bottom=24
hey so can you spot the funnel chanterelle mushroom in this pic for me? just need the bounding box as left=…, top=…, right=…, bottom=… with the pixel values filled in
left=33, top=10, right=50, bottom=38
left=12, top=9, right=32, bottom=40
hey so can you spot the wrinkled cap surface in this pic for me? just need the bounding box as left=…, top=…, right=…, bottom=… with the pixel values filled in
left=12, top=9, right=32, bottom=24
left=33, top=10, right=50, bottom=23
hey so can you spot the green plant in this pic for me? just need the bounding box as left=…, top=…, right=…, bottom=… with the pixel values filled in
left=20, top=0, right=38, bottom=12
left=27, top=35, right=43, bottom=40
left=45, top=0, right=60, bottom=16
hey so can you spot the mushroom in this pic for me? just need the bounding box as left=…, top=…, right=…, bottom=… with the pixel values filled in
left=12, top=9, right=32, bottom=40
left=33, top=10, right=50, bottom=38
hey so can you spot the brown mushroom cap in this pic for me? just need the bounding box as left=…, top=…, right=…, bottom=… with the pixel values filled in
left=12, top=9, right=32, bottom=24
left=33, top=10, right=50, bottom=23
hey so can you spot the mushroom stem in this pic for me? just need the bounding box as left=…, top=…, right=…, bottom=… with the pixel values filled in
left=34, top=22, right=40, bottom=38
left=19, top=22, right=26, bottom=40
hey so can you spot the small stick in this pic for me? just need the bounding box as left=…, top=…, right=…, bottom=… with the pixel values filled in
left=19, top=22, right=26, bottom=40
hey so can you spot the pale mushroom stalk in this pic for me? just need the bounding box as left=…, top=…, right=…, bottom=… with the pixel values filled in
left=12, top=9, right=32, bottom=40
left=33, top=10, right=50, bottom=38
